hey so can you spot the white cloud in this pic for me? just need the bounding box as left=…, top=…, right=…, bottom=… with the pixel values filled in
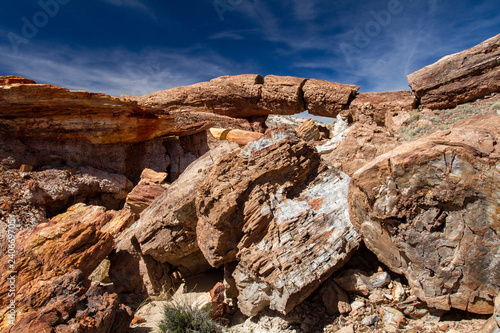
left=0, top=43, right=244, bottom=97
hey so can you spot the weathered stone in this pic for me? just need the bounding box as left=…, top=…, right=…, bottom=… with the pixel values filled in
left=380, top=306, right=405, bottom=332
left=334, top=269, right=374, bottom=297
left=29, top=166, right=134, bottom=216
left=320, top=280, right=351, bottom=315
left=0, top=79, right=182, bottom=144
left=134, top=74, right=360, bottom=118
left=0, top=203, right=134, bottom=329
left=135, top=142, right=239, bottom=276
left=196, top=133, right=359, bottom=316
left=7, top=270, right=133, bottom=333
left=0, top=75, right=36, bottom=85
left=347, top=91, right=417, bottom=127
left=321, top=122, right=401, bottom=176
left=108, top=226, right=171, bottom=296
left=125, top=185, right=166, bottom=215
left=295, top=118, right=321, bottom=141
left=138, top=168, right=168, bottom=186
left=209, top=128, right=265, bottom=146
left=370, top=271, right=391, bottom=288
left=303, top=78, right=359, bottom=117
left=349, top=113, right=500, bottom=314
left=407, top=34, right=500, bottom=109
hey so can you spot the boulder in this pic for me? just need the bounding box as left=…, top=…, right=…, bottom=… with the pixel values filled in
left=321, top=122, right=401, bottom=176
left=196, top=132, right=359, bottom=316
left=295, top=118, right=321, bottom=141
left=29, top=166, right=134, bottom=216
left=407, top=34, right=500, bottom=109
left=125, top=169, right=168, bottom=215
left=349, top=113, right=500, bottom=314
left=347, top=91, right=417, bottom=128
left=0, top=203, right=135, bottom=329
left=303, top=79, right=359, bottom=117
left=4, top=270, right=132, bottom=333
left=135, top=141, right=239, bottom=276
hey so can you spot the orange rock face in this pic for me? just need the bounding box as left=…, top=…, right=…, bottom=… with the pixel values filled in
left=407, top=34, right=500, bottom=109
left=0, top=203, right=135, bottom=330
left=0, top=77, right=181, bottom=144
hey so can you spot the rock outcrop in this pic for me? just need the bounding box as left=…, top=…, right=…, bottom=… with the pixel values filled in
left=349, top=113, right=500, bottom=314
left=134, top=142, right=239, bottom=278
left=347, top=91, right=417, bottom=129
left=0, top=78, right=179, bottom=144
left=133, top=74, right=359, bottom=118
left=0, top=203, right=135, bottom=330
left=196, top=131, right=360, bottom=316
left=407, top=34, right=500, bottom=109
left=321, top=122, right=401, bottom=176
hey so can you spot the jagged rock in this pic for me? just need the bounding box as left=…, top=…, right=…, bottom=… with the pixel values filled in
left=303, top=78, right=359, bottom=117
left=407, top=34, right=500, bottom=109
left=0, top=78, right=181, bottom=144
left=295, top=118, right=321, bottom=141
left=209, top=128, right=265, bottom=146
left=334, top=269, right=374, bottom=297
left=0, top=203, right=134, bottom=329
left=380, top=306, right=405, bottom=332
left=0, top=75, right=36, bottom=85
left=370, top=271, right=391, bottom=288
left=320, top=280, right=351, bottom=315
left=135, top=142, right=239, bottom=277
left=5, top=270, right=132, bottom=333
left=321, top=122, right=401, bottom=176
left=349, top=113, right=500, bottom=314
left=196, top=133, right=359, bottom=316
left=347, top=91, right=417, bottom=128
left=29, top=166, right=134, bottom=216
left=134, top=74, right=360, bottom=118
left=125, top=169, right=168, bottom=215
left=108, top=226, right=172, bottom=295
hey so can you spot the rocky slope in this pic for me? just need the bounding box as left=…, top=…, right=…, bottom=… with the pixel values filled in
left=0, top=34, right=499, bottom=333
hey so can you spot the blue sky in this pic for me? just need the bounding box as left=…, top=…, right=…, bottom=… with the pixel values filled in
left=0, top=0, right=499, bottom=98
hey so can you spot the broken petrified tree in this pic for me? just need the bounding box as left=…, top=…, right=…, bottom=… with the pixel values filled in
left=407, top=33, right=500, bottom=109
left=196, top=131, right=360, bottom=316
left=133, top=142, right=239, bottom=279
left=133, top=74, right=359, bottom=118
left=349, top=113, right=500, bottom=314
left=0, top=203, right=135, bottom=330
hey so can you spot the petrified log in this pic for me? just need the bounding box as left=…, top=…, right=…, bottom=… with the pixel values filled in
left=209, top=128, right=264, bottom=146
left=196, top=132, right=360, bottom=316
left=407, top=34, right=500, bottom=109
left=134, top=142, right=239, bottom=275
left=349, top=113, right=500, bottom=314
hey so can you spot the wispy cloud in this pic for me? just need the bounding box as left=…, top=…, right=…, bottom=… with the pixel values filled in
left=0, top=43, right=245, bottom=96
left=100, top=0, right=156, bottom=18
left=209, top=30, right=246, bottom=40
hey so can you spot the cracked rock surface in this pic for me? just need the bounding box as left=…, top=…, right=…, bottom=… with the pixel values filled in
left=348, top=113, right=500, bottom=314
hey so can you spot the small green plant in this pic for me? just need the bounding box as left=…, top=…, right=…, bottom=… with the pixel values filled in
left=158, top=302, right=221, bottom=333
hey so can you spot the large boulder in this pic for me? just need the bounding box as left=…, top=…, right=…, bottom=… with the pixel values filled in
left=0, top=203, right=135, bottom=329
left=407, top=34, right=500, bottom=109
left=134, top=142, right=239, bottom=277
left=349, top=113, right=500, bottom=314
left=196, top=132, right=360, bottom=316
